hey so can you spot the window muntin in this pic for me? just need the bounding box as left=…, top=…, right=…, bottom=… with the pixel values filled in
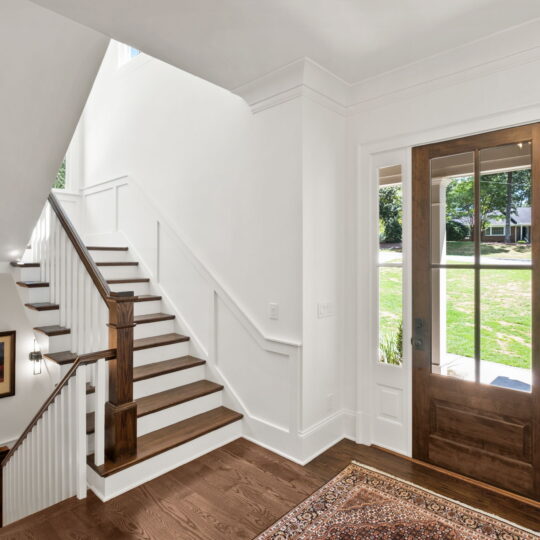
left=429, top=143, right=532, bottom=392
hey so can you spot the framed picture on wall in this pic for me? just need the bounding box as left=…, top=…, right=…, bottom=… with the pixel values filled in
left=0, top=331, right=15, bottom=398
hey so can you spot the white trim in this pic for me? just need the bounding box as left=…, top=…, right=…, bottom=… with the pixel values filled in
left=486, top=226, right=506, bottom=236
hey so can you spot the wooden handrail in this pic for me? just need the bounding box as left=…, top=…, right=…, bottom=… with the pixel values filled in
left=48, top=193, right=137, bottom=303
left=1, top=349, right=116, bottom=468
left=48, top=193, right=113, bottom=302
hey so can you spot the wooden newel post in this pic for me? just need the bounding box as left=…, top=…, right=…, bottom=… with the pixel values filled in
left=0, top=446, right=9, bottom=527
left=105, top=293, right=137, bottom=461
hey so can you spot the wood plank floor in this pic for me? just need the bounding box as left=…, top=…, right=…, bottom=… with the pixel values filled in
left=1, top=438, right=538, bottom=539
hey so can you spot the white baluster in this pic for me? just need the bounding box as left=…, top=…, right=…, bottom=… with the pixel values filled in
left=75, top=365, right=87, bottom=499
left=95, top=358, right=106, bottom=467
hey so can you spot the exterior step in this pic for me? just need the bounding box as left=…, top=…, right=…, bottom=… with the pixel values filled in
left=16, top=281, right=49, bottom=288
left=134, top=333, right=189, bottom=351
left=87, top=407, right=243, bottom=477
left=87, top=246, right=128, bottom=251
left=25, top=302, right=59, bottom=311
left=133, top=295, right=162, bottom=303
left=133, top=356, right=205, bottom=382
left=10, top=262, right=40, bottom=268
left=34, top=325, right=70, bottom=336
left=134, top=313, right=175, bottom=325
left=107, top=278, right=149, bottom=284
left=136, top=380, right=223, bottom=417
left=43, top=351, right=77, bottom=365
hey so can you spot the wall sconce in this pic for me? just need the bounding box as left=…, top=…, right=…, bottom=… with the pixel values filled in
left=29, top=340, right=42, bottom=375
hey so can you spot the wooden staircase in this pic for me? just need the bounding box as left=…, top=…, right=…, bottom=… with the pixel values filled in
left=7, top=197, right=243, bottom=510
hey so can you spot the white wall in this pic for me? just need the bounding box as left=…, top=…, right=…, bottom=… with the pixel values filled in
left=0, top=274, right=56, bottom=447
left=301, top=98, right=347, bottom=431
left=79, top=42, right=303, bottom=343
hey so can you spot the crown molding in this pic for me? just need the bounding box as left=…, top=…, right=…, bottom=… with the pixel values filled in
left=233, top=57, right=351, bottom=114
left=349, top=18, right=540, bottom=113
left=233, top=18, right=540, bottom=118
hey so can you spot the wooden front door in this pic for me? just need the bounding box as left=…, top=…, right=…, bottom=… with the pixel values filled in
left=412, top=124, right=540, bottom=500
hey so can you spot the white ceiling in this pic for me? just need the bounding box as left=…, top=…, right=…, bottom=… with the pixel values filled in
left=30, top=0, right=540, bottom=90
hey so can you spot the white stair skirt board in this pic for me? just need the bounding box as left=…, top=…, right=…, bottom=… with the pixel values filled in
left=138, top=392, right=222, bottom=436
left=134, top=342, right=190, bottom=367
left=133, top=365, right=206, bottom=399
left=87, top=421, right=242, bottom=501
left=134, top=300, right=164, bottom=316
left=134, top=319, right=176, bottom=340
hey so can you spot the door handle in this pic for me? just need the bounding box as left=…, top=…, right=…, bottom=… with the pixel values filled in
left=412, top=318, right=426, bottom=351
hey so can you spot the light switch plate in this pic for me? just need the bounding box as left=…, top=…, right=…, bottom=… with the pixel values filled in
left=268, top=302, right=279, bottom=320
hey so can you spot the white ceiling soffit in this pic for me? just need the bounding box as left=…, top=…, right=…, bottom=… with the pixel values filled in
left=0, top=0, right=108, bottom=262
left=29, top=0, right=540, bottom=91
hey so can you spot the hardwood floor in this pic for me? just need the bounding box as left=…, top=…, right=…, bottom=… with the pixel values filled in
left=1, top=438, right=538, bottom=539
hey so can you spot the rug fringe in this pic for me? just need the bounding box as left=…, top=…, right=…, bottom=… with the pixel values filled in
left=350, top=460, right=539, bottom=535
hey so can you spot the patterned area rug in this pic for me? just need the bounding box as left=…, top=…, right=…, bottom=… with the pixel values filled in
left=257, top=462, right=539, bottom=539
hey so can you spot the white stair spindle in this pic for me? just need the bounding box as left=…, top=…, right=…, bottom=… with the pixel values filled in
left=75, top=364, right=87, bottom=500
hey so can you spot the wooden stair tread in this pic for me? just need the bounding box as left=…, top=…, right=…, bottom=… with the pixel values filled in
left=25, top=302, right=59, bottom=311
left=133, top=295, right=162, bottom=303
left=107, top=278, right=149, bottom=284
left=137, top=380, right=223, bottom=417
left=10, top=261, right=40, bottom=268
left=34, top=325, right=70, bottom=337
left=85, top=379, right=222, bottom=434
left=86, top=383, right=95, bottom=395
left=96, top=262, right=139, bottom=267
left=134, top=333, right=189, bottom=351
left=43, top=351, right=77, bottom=365
left=133, top=356, right=205, bottom=382
left=86, top=246, right=129, bottom=251
left=16, top=281, right=49, bottom=288
left=134, top=313, right=175, bottom=325
left=88, top=407, right=242, bottom=477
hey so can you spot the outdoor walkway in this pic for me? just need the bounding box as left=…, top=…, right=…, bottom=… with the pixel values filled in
left=434, top=353, right=531, bottom=391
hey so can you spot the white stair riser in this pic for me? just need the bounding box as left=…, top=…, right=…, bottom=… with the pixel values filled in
left=97, top=265, right=142, bottom=280
left=89, top=250, right=130, bottom=263
left=138, top=392, right=222, bottom=436
left=108, top=282, right=150, bottom=296
left=86, top=392, right=223, bottom=448
left=87, top=433, right=94, bottom=456
left=134, top=342, right=190, bottom=367
left=43, top=333, right=72, bottom=353
left=30, top=309, right=60, bottom=327
left=134, top=300, right=163, bottom=316
left=87, top=420, right=242, bottom=501
left=12, top=267, right=41, bottom=281
left=133, top=365, right=205, bottom=399
left=87, top=392, right=95, bottom=411
left=23, top=287, right=50, bottom=303
left=134, top=319, right=175, bottom=340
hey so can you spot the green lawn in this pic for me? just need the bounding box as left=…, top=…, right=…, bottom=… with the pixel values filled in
left=446, top=241, right=531, bottom=260
left=379, top=267, right=531, bottom=368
